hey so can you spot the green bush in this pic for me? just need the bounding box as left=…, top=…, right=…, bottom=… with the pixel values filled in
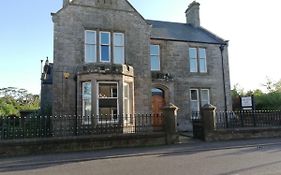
left=0, top=87, right=39, bottom=117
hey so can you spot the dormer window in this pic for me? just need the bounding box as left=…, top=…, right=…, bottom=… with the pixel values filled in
left=84, top=30, right=124, bottom=64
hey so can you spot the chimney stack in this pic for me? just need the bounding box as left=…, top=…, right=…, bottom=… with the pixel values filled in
left=185, top=1, right=200, bottom=27
left=63, top=0, right=73, bottom=7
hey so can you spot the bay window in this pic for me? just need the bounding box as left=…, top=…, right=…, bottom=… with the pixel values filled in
left=82, top=82, right=92, bottom=124
left=123, top=82, right=133, bottom=123
left=98, top=82, right=118, bottom=122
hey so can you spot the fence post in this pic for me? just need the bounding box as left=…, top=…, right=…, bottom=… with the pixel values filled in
left=201, top=104, right=217, bottom=139
left=162, top=103, right=179, bottom=144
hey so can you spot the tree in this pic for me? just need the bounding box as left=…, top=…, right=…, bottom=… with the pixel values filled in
left=262, top=77, right=274, bottom=92
left=232, top=78, right=281, bottom=110
left=0, top=87, right=39, bottom=117
left=273, top=80, right=281, bottom=92
left=231, top=84, right=246, bottom=110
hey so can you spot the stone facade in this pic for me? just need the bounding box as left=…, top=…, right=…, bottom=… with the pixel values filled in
left=51, top=0, right=151, bottom=116
left=41, top=0, right=232, bottom=131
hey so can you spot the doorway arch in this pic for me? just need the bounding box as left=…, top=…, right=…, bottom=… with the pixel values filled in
left=151, top=86, right=169, bottom=129
left=151, top=88, right=166, bottom=114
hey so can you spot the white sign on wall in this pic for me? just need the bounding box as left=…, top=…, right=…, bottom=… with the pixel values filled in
left=241, top=96, right=253, bottom=107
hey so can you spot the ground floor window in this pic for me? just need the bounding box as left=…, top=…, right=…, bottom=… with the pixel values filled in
left=80, top=79, right=133, bottom=125
left=190, top=88, right=210, bottom=114
left=123, top=82, right=133, bottom=123
left=98, top=82, right=118, bottom=123
left=82, top=82, right=92, bottom=125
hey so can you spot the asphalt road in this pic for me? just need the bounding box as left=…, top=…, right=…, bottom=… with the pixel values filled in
left=2, top=138, right=281, bottom=175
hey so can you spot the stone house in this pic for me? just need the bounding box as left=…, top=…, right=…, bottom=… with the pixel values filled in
left=41, top=0, right=232, bottom=131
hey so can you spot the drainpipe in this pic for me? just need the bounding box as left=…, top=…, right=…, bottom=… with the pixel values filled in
left=219, top=44, right=227, bottom=112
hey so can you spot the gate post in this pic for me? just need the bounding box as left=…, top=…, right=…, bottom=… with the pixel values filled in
left=201, top=104, right=216, bottom=140
left=162, top=103, right=179, bottom=144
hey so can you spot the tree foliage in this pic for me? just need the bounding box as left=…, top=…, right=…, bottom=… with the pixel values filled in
left=232, top=78, right=281, bottom=110
left=0, top=87, right=39, bottom=117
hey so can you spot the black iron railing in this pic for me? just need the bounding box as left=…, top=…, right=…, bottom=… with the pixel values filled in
left=216, top=110, right=281, bottom=129
left=0, top=114, right=164, bottom=140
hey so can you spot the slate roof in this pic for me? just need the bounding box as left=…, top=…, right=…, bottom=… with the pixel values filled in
left=147, top=20, right=226, bottom=44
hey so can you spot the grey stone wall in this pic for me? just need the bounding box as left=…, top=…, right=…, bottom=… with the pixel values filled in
left=151, top=39, right=232, bottom=131
left=52, top=0, right=151, bottom=115
left=0, top=133, right=166, bottom=157
left=205, top=128, right=281, bottom=142
left=49, top=0, right=232, bottom=132
left=40, top=84, right=53, bottom=115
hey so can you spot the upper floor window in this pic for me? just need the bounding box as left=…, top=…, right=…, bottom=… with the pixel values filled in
left=85, top=31, right=97, bottom=63
left=189, top=47, right=207, bottom=73
left=84, top=30, right=124, bottom=64
left=100, top=32, right=111, bottom=62
left=113, top=33, right=125, bottom=64
left=150, top=45, right=160, bottom=71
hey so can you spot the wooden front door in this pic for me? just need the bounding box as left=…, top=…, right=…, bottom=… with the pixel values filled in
left=151, top=88, right=166, bottom=127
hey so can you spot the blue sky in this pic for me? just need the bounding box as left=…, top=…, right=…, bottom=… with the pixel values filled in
left=0, top=0, right=60, bottom=94
left=1, top=0, right=281, bottom=94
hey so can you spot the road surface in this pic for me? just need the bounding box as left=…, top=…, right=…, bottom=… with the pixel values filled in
left=1, top=139, right=281, bottom=175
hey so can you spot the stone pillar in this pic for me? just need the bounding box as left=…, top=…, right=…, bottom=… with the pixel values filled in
left=162, top=103, right=179, bottom=144
left=201, top=104, right=217, bottom=133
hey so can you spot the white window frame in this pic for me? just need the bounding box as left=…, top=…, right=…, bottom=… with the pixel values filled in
left=189, top=48, right=198, bottom=73
left=82, top=81, right=92, bottom=125
left=199, top=48, right=207, bottom=73
left=190, top=88, right=210, bottom=112
left=123, top=82, right=133, bottom=124
left=150, top=44, right=161, bottom=71
left=113, top=32, right=125, bottom=64
left=99, top=31, right=111, bottom=63
left=85, top=30, right=97, bottom=63
left=200, top=89, right=210, bottom=106
left=190, top=89, right=200, bottom=112
left=189, top=47, right=207, bottom=73
left=97, top=81, right=119, bottom=124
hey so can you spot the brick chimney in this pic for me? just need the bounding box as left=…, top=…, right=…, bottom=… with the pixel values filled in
left=185, top=1, right=200, bottom=27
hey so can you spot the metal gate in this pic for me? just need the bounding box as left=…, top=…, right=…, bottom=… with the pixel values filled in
left=191, top=112, right=205, bottom=140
